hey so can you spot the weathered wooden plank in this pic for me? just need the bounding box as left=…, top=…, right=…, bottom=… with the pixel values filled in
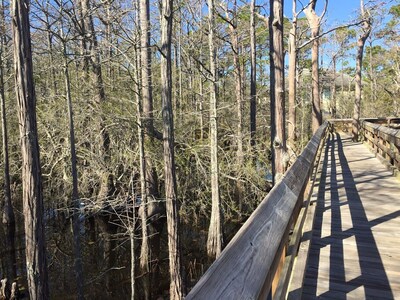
left=286, top=137, right=329, bottom=300
left=299, top=131, right=400, bottom=299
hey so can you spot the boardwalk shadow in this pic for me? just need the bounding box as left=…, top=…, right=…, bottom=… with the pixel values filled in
left=302, top=133, right=395, bottom=299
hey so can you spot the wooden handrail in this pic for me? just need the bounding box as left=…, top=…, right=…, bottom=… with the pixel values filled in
left=186, top=122, right=328, bottom=300
left=327, top=118, right=400, bottom=134
left=361, top=120, right=400, bottom=172
left=327, top=118, right=353, bottom=133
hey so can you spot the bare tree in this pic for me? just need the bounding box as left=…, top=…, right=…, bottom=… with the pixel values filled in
left=269, top=0, right=286, bottom=184
left=304, top=0, right=328, bottom=133
left=288, top=0, right=299, bottom=150
left=11, top=0, right=49, bottom=298
left=44, top=0, right=57, bottom=96
left=160, top=0, right=184, bottom=296
left=353, top=0, right=371, bottom=141
left=139, top=0, right=152, bottom=296
left=80, top=0, right=106, bottom=104
left=207, top=0, right=223, bottom=259
left=225, top=1, right=243, bottom=162
left=1, top=0, right=16, bottom=282
left=132, top=1, right=146, bottom=299
left=250, top=0, right=256, bottom=150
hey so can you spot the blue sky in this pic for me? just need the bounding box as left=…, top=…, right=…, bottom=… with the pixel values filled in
left=283, top=1, right=361, bottom=24
left=280, top=0, right=398, bottom=69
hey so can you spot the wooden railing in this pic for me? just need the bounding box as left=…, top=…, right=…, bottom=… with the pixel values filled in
left=327, top=118, right=353, bottom=133
left=185, top=117, right=398, bottom=299
left=186, top=123, right=328, bottom=300
left=327, top=118, right=400, bottom=174
left=362, top=120, right=400, bottom=174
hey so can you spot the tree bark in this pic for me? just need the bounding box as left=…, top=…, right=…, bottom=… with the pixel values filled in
left=1, top=0, right=16, bottom=280
left=304, top=0, right=324, bottom=133
left=160, top=0, right=184, bottom=297
left=353, top=0, right=371, bottom=141
left=288, top=0, right=297, bottom=150
left=133, top=2, right=144, bottom=299
left=139, top=0, right=152, bottom=297
left=207, top=0, right=223, bottom=259
left=80, top=0, right=106, bottom=104
left=11, top=1, right=49, bottom=298
left=140, top=0, right=154, bottom=135
left=250, top=0, right=257, bottom=150
left=227, top=0, right=243, bottom=167
left=225, top=0, right=244, bottom=210
left=44, top=0, right=57, bottom=96
left=269, top=0, right=286, bottom=184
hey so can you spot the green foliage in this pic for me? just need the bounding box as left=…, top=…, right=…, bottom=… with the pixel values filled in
left=389, top=4, right=400, bottom=17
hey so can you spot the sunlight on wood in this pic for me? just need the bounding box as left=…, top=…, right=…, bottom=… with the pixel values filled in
left=344, top=235, right=361, bottom=283
left=321, top=209, right=331, bottom=239
left=317, top=244, right=330, bottom=297
left=340, top=203, right=353, bottom=232
left=347, top=285, right=365, bottom=299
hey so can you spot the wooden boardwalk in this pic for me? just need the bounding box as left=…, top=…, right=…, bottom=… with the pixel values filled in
left=301, top=132, right=400, bottom=299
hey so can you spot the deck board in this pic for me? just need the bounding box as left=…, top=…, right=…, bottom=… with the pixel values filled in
left=301, top=132, right=400, bottom=299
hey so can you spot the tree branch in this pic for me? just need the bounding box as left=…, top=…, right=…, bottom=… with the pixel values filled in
left=298, top=20, right=365, bottom=50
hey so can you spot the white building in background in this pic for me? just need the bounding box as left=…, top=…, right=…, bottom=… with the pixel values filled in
left=321, top=70, right=355, bottom=117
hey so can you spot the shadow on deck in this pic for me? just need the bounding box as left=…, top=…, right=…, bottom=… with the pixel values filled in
left=301, top=133, right=399, bottom=299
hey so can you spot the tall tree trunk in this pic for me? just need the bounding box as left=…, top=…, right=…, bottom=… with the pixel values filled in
left=61, top=30, right=84, bottom=299
left=304, top=0, right=324, bottom=133
left=288, top=0, right=298, bottom=150
left=105, top=0, right=113, bottom=81
left=11, top=1, right=49, bottom=298
left=135, top=46, right=145, bottom=300
left=129, top=223, right=135, bottom=300
left=1, top=0, right=16, bottom=280
left=250, top=0, right=256, bottom=150
left=173, top=9, right=183, bottom=117
left=199, top=67, right=204, bottom=139
left=77, top=0, right=89, bottom=75
left=225, top=0, right=244, bottom=210
left=139, top=0, right=152, bottom=296
left=160, top=0, right=184, bottom=297
left=45, top=0, right=57, bottom=96
left=229, top=0, right=243, bottom=166
left=353, top=0, right=371, bottom=141
left=81, top=0, right=106, bottom=104
left=140, top=0, right=154, bottom=137
left=341, top=59, right=344, bottom=95
left=206, top=0, right=223, bottom=259
left=368, top=40, right=377, bottom=110
left=133, top=1, right=144, bottom=299
left=269, top=0, right=286, bottom=184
